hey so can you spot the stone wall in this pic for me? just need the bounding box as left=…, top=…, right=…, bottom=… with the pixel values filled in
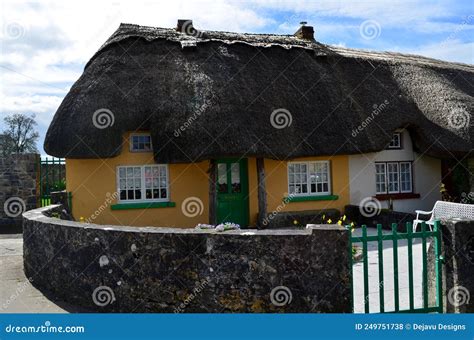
left=0, top=153, right=38, bottom=233
left=428, top=219, right=474, bottom=313
left=23, top=205, right=351, bottom=313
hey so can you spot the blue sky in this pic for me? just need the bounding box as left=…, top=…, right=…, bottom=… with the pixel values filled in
left=1, top=0, right=473, bottom=156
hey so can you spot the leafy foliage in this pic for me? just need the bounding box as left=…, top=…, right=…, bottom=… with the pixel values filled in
left=1, top=113, right=39, bottom=155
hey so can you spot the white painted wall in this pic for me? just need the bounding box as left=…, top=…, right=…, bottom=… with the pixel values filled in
left=349, top=130, right=441, bottom=214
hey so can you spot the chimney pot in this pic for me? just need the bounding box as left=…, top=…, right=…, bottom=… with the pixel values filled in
left=294, top=24, right=314, bottom=40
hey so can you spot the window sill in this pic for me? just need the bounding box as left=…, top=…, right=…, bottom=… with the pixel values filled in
left=283, top=195, right=339, bottom=202
left=375, top=193, right=420, bottom=201
left=111, top=201, right=176, bottom=210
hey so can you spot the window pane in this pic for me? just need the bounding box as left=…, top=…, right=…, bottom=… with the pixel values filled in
left=134, top=178, right=141, bottom=188
left=231, top=163, right=241, bottom=193
left=387, top=163, right=399, bottom=192
left=323, top=183, right=328, bottom=192
left=218, top=163, right=227, bottom=193
left=131, top=135, right=152, bottom=152
left=400, top=163, right=412, bottom=192
left=375, top=164, right=386, bottom=193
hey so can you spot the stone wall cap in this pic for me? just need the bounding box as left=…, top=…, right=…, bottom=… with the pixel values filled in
left=23, top=206, right=347, bottom=236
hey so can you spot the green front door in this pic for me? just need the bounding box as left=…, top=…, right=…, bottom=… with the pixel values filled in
left=216, top=158, right=249, bottom=227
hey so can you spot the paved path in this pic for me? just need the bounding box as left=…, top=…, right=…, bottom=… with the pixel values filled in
left=0, top=235, right=85, bottom=313
left=352, top=227, right=430, bottom=313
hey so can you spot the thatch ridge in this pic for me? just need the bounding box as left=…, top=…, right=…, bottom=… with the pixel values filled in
left=45, top=23, right=473, bottom=162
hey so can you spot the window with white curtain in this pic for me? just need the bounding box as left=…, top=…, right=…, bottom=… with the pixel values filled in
left=117, top=165, right=169, bottom=202
left=288, top=161, right=330, bottom=195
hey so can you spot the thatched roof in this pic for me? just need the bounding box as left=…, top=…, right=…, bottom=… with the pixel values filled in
left=44, top=23, right=473, bottom=162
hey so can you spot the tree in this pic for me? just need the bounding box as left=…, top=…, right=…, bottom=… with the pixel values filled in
left=1, top=113, right=39, bottom=155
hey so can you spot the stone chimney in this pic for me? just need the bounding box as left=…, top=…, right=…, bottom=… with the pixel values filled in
left=294, top=22, right=314, bottom=40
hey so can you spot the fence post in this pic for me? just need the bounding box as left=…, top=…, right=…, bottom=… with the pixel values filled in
left=407, top=222, right=414, bottom=310
left=377, top=224, right=384, bottom=312
left=362, top=225, right=369, bottom=313
left=421, top=222, right=429, bottom=310
left=391, top=223, right=399, bottom=312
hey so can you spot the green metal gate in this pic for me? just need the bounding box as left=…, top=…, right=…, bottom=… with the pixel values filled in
left=39, top=157, right=66, bottom=207
left=349, top=220, right=443, bottom=313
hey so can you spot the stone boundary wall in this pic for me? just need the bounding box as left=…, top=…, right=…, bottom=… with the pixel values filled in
left=428, top=219, right=474, bottom=313
left=0, top=153, right=38, bottom=233
left=23, top=205, right=351, bottom=313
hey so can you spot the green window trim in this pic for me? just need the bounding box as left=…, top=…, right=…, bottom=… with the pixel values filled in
left=283, top=195, right=339, bottom=203
left=111, top=201, right=176, bottom=210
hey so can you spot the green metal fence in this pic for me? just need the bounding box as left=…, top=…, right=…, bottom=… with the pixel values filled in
left=39, top=157, right=66, bottom=207
left=349, top=220, right=443, bottom=313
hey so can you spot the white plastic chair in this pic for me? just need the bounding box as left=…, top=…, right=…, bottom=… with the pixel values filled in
left=413, top=200, right=474, bottom=232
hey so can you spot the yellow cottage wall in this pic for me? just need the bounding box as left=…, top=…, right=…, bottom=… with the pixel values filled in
left=66, top=133, right=350, bottom=228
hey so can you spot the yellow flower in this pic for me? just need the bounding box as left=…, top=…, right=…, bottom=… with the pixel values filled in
left=322, top=214, right=326, bottom=220
left=351, top=228, right=355, bottom=233
left=337, top=220, right=342, bottom=225
left=327, top=218, right=332, bottom=224
left=293, top=220, right=298, bottom=225
left=342, top=215, right=346, bottom=221
left=350, top=222, right=355, bottom=227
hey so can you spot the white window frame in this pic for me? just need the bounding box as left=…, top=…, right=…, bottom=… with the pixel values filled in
left=375, top=161, right=413, bottom=194
left=287, top=161, right=331, bottom=196
left=116, top=164, right=169, bottom=203
left=387, top=162, right=400, bottom=193
left=387, top=132, right=401, bottom=149
left=375, top=163, right=387, bottom=194
left=399, top=162, right=413, bottom=193
left=129, top=133, right=153, bottom=153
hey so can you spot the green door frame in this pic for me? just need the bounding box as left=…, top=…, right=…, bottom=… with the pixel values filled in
left=216, top=158, right=250, bottom=227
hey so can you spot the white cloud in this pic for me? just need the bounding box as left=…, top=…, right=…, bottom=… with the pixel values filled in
left=400, top=39, right=474, bottom=64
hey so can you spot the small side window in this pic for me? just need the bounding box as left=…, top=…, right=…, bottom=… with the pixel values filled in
left=387, top=133, right=401, bottom=149
left=130, top=134, right=152, bottom=152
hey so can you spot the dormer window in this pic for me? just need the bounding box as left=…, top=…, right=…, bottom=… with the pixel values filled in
left=130, top=133, right=152, bottom=152
left=387, top=133, right=401, bottom=149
